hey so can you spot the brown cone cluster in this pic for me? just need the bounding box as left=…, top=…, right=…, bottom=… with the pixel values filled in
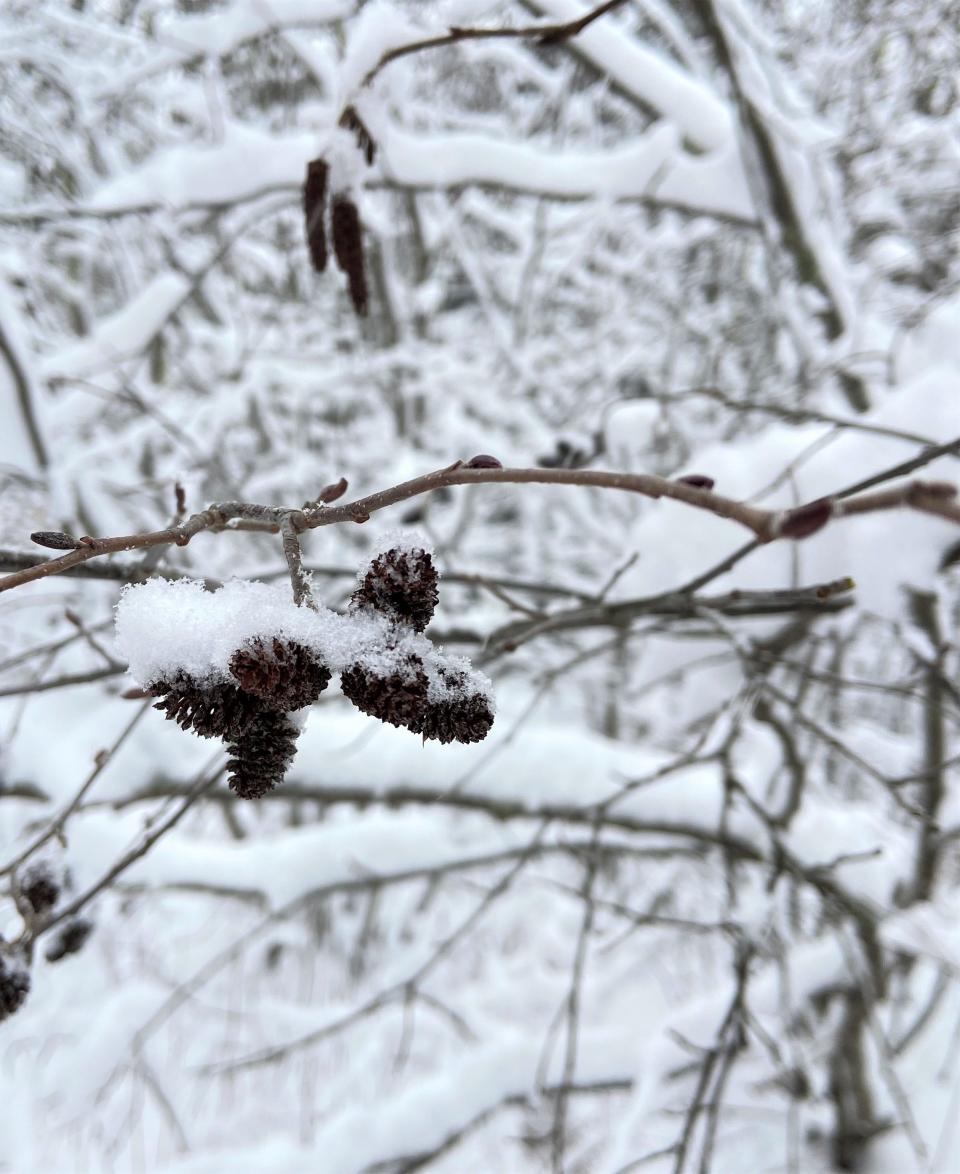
left=146, top=547, right=494, bottom=793
left=149, top=639, right=330, bottom=800
left=0, top=956, right=30, bottom=1021
left=341, top=545, right=493, bottom=745
left=351, top=546, right=439, bottom=632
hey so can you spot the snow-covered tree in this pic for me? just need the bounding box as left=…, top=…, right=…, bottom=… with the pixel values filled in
left=1, top=2, right=959, bottom=1170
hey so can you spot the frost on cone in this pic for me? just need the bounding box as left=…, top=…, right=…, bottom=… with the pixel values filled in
left=21, top=863, right=59, bottom=914
left=340, top=654, right=429, bottom=732
left=331, top=195, right=368, bottom=316
left=226, top=711, right=300, bottom=800
left=419, top=666, right=495, bottom=745
left=45, top=918, right=94, bottom=964
left=229, top=637, right=331, bottom=711
left=148, top=674, right=260, bottom=740
left=0, top=956, right=30, bottom=1020
left=351, top=546, right=439, bottom=632
left=340, top=650, right=495, bottom=745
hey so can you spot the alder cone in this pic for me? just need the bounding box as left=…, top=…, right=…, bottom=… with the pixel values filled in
left=149, top=674, right=262, bottom=740
left=419, top=694, right=494, bottom=745
left=331, top=195, right=368, bottom=316
left=340, top=658, right=429, bottom=732
left=0, top=957, right=30, bottom=1020
left=229, top=637, right=331, bottom=711
left=419, top=666, right=494, bottom=745
left=352, top=547, right=439, bottom=632
left=45, top=918, right=94, bottom=963
left=226, top=711, right=300, bottom=799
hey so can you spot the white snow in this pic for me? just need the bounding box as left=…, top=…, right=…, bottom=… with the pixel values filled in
left=41, top=273, right=191, bottom=381
left=114, top=577, right=394, bottom=686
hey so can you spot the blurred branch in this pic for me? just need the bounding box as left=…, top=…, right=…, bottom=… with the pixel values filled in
left=0, top=313, right=48, bottom=470
left=359, top=1, right=630, bottom=90
left=656, top=387, right=942, bottom=448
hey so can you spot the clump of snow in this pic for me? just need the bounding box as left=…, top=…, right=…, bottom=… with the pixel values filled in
left=337, top=2, right=421, bottom=102
left=369, top=527, right=435, bottom=559
left=114, top=569, right=493, bottom=708
left=114, top=578, right=392, bottom=687
left=422, top=649, right=495, bottom=709
left=41, top=274, right=190, bottom=381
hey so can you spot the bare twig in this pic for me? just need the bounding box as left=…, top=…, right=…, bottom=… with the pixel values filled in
left=1, top=461, right=956, bottom=597
left=358, top=0, right=630, bottom=90
left=1, top=701, right=151, bottom=878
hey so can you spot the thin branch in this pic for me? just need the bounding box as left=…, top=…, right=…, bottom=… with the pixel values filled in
left=359, top=0, right=630, bottom=90
left=2, top=460, right=956, bottom=596
left=0, top=701, right=151, bottom=878
left=0, top=314, right=48, bottom=470
left=0, top=664, right=123, bottom=698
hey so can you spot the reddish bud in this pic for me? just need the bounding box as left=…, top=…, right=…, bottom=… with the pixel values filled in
left=779, top=499, right=833, bottom=540
left=30, top=531, right=77, bottom=550
left=676, top=474, right=715, bottom=491
left=465, top=454, right=503, bottom=469
left=318, top=477, right=348, bottom=503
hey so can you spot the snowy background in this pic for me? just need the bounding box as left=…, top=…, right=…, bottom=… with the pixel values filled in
left=1, top=1, right=959, bottom=1171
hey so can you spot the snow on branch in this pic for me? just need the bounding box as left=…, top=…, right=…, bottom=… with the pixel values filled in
left=378, top=124, right=754, bottom=222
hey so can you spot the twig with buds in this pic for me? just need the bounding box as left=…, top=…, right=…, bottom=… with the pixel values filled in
left=3, top=451, right=958, bottom=599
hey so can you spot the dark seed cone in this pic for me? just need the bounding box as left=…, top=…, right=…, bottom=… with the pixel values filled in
left=149, top=673, right=262, bottom=740
left=229, top=637, right=331, bottom=711
left=21, top=864, right=59, bottom=914
left=226, top=711, right=300, bottom=800
left=340, top=657, right=429, bottom=732
left=45, top=918, right=94, bottom=964
left=0, top=957, right=30, bottom=1020
left=331, top=195, right=368, bottom=316
left=303, top=157, right=329, bottom=273
left=419, top=666, right=495, bottom=745
left=352, top=547, right=439, bottom=632
left=420, top=696, right=494, bottom=744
